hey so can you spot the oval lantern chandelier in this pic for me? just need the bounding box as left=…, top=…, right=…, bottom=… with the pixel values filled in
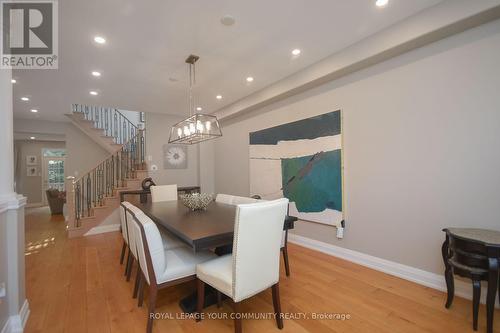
left=168, top=55, right=222, bottom=144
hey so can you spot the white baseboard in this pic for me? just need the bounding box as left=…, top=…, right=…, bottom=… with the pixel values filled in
left=1, top=300, right=30, bottom=333
left=84, top=223, right=120, bottom=236
left=25, top=203, right=44, bottom=209
left=288, top=233, right=499, bottom=307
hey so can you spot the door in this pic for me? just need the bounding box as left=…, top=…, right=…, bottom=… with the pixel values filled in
left=42, top=157, right=65, bottom=205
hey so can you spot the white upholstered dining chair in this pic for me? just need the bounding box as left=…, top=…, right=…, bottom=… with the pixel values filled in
left=131, top=211, right=217, bottom=333
left=215, top=194, right=292, bottom=276
left=150, top=184, right=178, bottom=203
left=123, top=202, right=186, bottom=298
left=215, top=193, right=260, bottom=205
left=196, top=198, right=289, bottom=333
left=119, top=201, right=130, bottom=266
left=215, top=193, right=234, bottom=204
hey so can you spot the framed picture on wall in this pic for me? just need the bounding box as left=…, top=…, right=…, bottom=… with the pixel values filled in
left=26, top=155, right=37, bottom=165
left=163, top=144, right=187, bottom=169
left=27, top=166, right=38, bottom=177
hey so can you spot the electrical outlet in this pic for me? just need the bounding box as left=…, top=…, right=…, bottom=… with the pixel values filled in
left=336, top=227, right=344, bottom=239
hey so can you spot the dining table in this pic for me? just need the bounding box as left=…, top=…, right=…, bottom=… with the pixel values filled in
left=134, top=198, right=297, bottom=312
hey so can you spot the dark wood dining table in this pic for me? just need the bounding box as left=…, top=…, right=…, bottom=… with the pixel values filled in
left=134, top=199, right=297, bottom=313
left=136, top=199, right=297, bottom=252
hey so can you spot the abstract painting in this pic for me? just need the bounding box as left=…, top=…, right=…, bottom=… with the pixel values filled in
left=249, top=110, right=343, bottom=226
left=163, top=144, right=187, bottom=169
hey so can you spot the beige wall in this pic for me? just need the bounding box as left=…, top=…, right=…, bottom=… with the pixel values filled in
left=65, top=123, right=109, bottom=180
left=14, top=140, right=66, bottom=204
left=213, top=19, right=500, bottom=274
left=145, top=112, right=199, bottom=187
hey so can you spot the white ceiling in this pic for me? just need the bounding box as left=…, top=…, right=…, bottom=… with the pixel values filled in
left=12, top=0, right=443, bottom=122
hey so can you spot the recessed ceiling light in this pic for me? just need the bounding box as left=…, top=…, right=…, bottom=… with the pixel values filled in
left=246, top=77, right=254, bottom=83
left=30, top=109, right=38, bottom=113
left=89, top=91, right=98, bottom=96
left=220, top=15, right=236, bottom=26
left=375, top=0, right=389, bottom=7
left=21, top=97, right=29, bottom=101
left=94, top=36, right=106, bottom=44
left=30, top=136, right=36, bottom=140
left=196, top=107, right=202, bottom=111
left=216, top=95, right=222, bottom=100
left=11, top=79, right=16, bottom=83
left=91, top=71, right=101, bottom=77
left=292, top=49, right=301, bottom=56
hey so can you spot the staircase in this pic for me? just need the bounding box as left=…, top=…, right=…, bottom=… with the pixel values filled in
left=66, top=104, right=147, bottom=238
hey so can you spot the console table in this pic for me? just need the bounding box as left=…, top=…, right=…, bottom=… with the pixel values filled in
left=442, top=228, right=500, bottom=333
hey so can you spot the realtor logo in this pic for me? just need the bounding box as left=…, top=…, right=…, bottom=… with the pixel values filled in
left=1, top=0, right=58, bottom=69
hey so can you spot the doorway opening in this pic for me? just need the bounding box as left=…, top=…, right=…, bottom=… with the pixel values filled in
left=42, top=149, right=66, bottom=206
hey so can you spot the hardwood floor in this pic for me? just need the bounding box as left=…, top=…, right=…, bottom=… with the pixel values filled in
left=24, top=207, right=499, bottom=333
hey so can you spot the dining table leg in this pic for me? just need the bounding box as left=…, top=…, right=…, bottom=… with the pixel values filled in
left=486, top=257, right=498, bottom=333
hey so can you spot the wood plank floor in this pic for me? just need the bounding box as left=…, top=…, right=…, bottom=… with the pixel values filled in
left=24, top=207, right=499, bottom=333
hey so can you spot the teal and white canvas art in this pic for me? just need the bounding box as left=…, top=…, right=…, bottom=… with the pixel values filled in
left=249, top=110, right=343, bottom=226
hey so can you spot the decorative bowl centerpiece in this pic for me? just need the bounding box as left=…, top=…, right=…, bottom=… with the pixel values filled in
left=180, top=193, right=214, bottom=211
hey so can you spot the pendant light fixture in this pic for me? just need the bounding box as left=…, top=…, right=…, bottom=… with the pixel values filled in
left=168, top=55, right=222, bottom=144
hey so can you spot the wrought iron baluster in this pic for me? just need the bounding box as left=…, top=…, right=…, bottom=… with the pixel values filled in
left=105, top=160, right=110, bottom=196
left=92, top=169, right=96, bottom=207
left=101, top=164, right=105, bottom=205
left=81, top=178, right=85, bottom=217
left=105, top=108, right=109, bottom=136
left=141, top=131, right=145, bottom=166
left=111, top=156, right=115, bottom=189
left=96, top=166, right=100, bottom=206
left=113, top=110, right=117, bottom=143
left=86, top=174, right=91, bottom=217
left=75, top=181, right=81, bottom=222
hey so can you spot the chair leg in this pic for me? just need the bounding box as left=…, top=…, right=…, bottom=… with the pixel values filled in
left=282, top=246, right=290, bottom=277
left=233, top=301, right=242, bottom=333
left=271, top=283, right=284, bottom=329
left=146, top=286, right=158, bottom=333
left=133, top=268, right=142, bottom=299
left=217, top=291, right=222, bottom=308
left=138, top=274, right=145, bottom=307
left=124, top=250, right=132, bottom=276
left=120, top=241, right=127, bottom=264
left=472, top=277, right=481, bottom=331
left=126, top=256, right=134, bottom=282
left=196, top=279, right=205, bottom=322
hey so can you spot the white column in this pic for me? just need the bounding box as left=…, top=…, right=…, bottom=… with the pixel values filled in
left=0, top=69, right=14, bottom=199
left=0, top=69, right=28, bottom=331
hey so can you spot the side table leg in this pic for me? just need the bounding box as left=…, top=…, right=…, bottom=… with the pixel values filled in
left=442, top=238, right=454, bottom=308
left=472, top=275, right=481, bottom=331
left=486, top=257, right=498, bottom=333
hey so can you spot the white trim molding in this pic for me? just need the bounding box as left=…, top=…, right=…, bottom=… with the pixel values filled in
left=84, top=223, right=120, bottom=236
left=1, top=300, right=30, bottom=333
left=25, top=203, right=44, bottom=209
left=0, top=194, right=27, bottom=215
left=288, top=233, right=499, bottom=308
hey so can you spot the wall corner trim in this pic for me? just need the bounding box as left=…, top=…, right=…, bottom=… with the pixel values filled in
left=1, top=300, right=30, bottom=333
left=288, top=233, right=499, bottom=307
